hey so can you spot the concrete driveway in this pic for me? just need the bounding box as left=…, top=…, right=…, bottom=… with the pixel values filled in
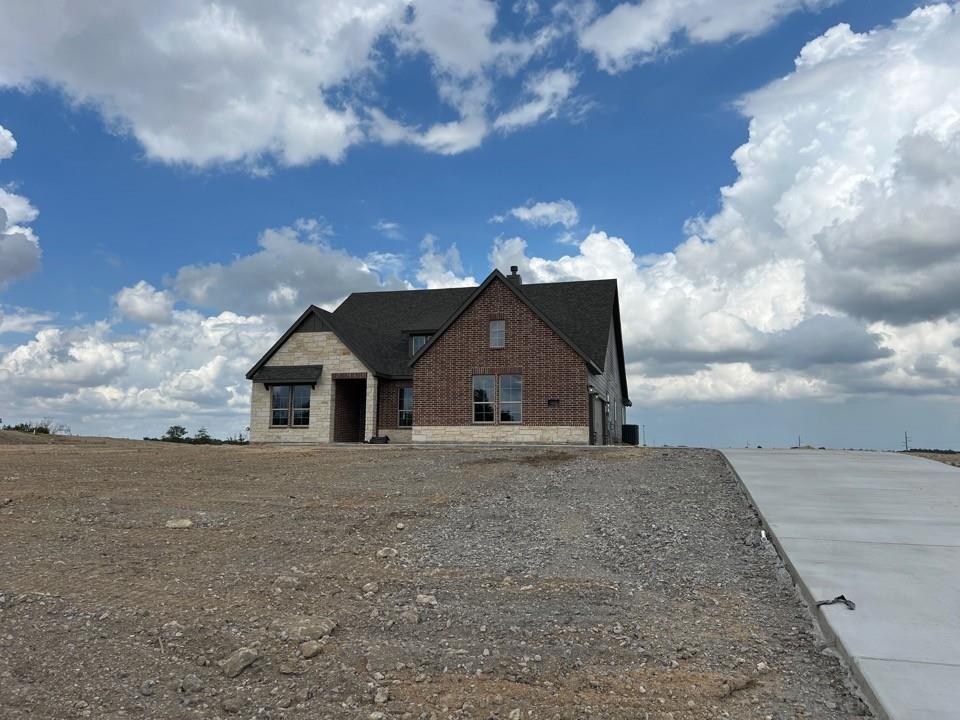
left=722, top=450, right=960, bottom=720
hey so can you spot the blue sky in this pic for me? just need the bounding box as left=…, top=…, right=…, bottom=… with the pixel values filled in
left=2, top=0, right=959, bottom=449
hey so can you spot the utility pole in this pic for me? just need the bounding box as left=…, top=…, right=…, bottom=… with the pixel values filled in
left=904, top=431, right=910, bottom=452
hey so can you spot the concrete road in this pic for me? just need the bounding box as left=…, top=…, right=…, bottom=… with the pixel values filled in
left=722, top=450, right=960, bottom=720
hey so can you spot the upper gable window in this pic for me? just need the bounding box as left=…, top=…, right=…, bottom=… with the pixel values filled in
left=489, top=320, right=505, bottom=348
left=410, top=334, right=430, bottom=355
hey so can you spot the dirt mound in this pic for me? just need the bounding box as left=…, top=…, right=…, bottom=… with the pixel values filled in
left=0, top=429, right=61, bottom=445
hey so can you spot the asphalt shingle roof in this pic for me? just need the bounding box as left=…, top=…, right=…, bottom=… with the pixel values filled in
left=331, top=278, right=618, bottom=379
left=249, top=364, right=324, bottom=384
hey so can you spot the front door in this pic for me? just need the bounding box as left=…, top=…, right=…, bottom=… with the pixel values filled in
left=333, top=379, right=366, bottom=442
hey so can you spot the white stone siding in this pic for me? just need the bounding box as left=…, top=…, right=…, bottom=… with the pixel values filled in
left=249, top=331, right=376, bottom=443
left=362, top=376, right=378, bottom=441
left=378, top=427, right=412, bottom=444
left=412, top=425, right=589, bottom=444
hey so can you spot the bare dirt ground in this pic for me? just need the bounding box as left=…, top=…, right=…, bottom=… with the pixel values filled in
left=909, top=451, right=960, bottom=468
left=0, top=438, right=871, bottom=719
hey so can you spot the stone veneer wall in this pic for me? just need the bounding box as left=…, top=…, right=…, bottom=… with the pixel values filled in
left=250, top=331, right=377, bottom=443
left=380, top=428, right=412, bottom=444
left=412, top=425, right=589, bottom=444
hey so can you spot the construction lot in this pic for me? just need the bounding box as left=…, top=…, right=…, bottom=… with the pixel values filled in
left=0, top=435, right=870, bottom=719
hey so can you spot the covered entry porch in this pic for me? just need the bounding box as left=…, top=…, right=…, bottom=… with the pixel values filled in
left=331, top=373, right=377, bottom=443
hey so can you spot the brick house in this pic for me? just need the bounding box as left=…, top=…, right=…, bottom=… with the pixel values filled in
left=246, top=267, right=630, bottom=444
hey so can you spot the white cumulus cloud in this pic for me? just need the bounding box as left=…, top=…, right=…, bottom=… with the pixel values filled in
left=114, top=281, right=176, bottom=324
left=416, top=235, right=477, bottom=288
left=487, top=5, right=960, bottom=406
left=0, top=125, right=41, bottom=290
left=0, top=1, right=570, bottom=167
left=581, top=0, right=837, bottom=71
left=0, top=125, right=16, bottom=160
left=493, top=69, right=578, bottom=131
left=492, top=198, right=580, bottom=228
left=0, top=310, right=281, bottom=438
left=171, top=219, right=407, bottom=317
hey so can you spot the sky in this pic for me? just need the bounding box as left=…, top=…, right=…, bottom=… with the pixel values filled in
left=1, top=0, right=959, bottom=450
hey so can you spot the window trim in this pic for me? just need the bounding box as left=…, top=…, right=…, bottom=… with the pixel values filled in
left=398, top=386, right=414, bottom=428
left=472, top=374, right=496, bottom=424
left=489, top=319, right=505, bottom=349
left=269, top=384, right=311, bottom=428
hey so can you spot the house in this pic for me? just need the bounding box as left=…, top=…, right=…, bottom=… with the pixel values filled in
left=245, top=267, right=630, bottom=444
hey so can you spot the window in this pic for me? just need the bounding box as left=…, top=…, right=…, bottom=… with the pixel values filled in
left=499, top=375, right=522, bottom=423
left=473, top=375, right=495, bottom=423
left=410, top=334, right=429, bottom=355
left=489, top=320, right=505, bottom=348
left=270, top=386, right=289, bottom=426
left=292, top=386, right=311, bottom=426
left=472, top=374, right=522, bottom=424
left=398, top=386, right=414, bottom=427
left=270, top=385, right=310, bottom=427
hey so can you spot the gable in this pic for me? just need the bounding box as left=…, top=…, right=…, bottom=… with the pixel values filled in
left=294, top=311, right=331, bottom=333
left=521, top=280, right=617, bottom=371
left=410, top=272, right=605, bottom=373
left=245, top=306, right=373, bottom=380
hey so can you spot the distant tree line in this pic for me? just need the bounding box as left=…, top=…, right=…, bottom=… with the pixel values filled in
left=143, top=425, right=248, bottom=445
left=904, top=448, right=958, bottom=454
left=1, top=418, right=72, bottom=435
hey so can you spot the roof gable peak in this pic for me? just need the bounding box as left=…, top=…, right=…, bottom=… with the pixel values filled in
left=408, top=269, right=602, bottom=372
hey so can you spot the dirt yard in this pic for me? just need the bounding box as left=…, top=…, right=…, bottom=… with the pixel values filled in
left=0, top=437, right=870, bottom=719
left=909, top=451, right=960, bottom=468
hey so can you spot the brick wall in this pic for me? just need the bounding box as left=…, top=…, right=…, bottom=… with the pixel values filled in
left=377, top=379, right=412, bottom=429
left=413, top=277, right=589, bottom=428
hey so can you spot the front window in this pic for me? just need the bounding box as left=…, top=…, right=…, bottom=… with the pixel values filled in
left=489, top=320, right=505, bottom=348
left=398, top=386, right=414, bottom=427
left=473, top=375, right=495, bottom=423
left=411, top=334, right=429, bottom=355
left=270, top=385, right=310, bottom=427
left=499, top=375, right=522, bottom=423
left=292, top=386, right=311, bottom=426
left=271, top=386, right=290, bottom=426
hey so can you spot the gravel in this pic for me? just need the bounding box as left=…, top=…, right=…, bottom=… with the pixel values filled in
left=0, top=439, right=872, bottom=718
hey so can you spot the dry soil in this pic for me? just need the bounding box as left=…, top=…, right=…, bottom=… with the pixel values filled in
left=0, top=438, right=871, bottom=719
